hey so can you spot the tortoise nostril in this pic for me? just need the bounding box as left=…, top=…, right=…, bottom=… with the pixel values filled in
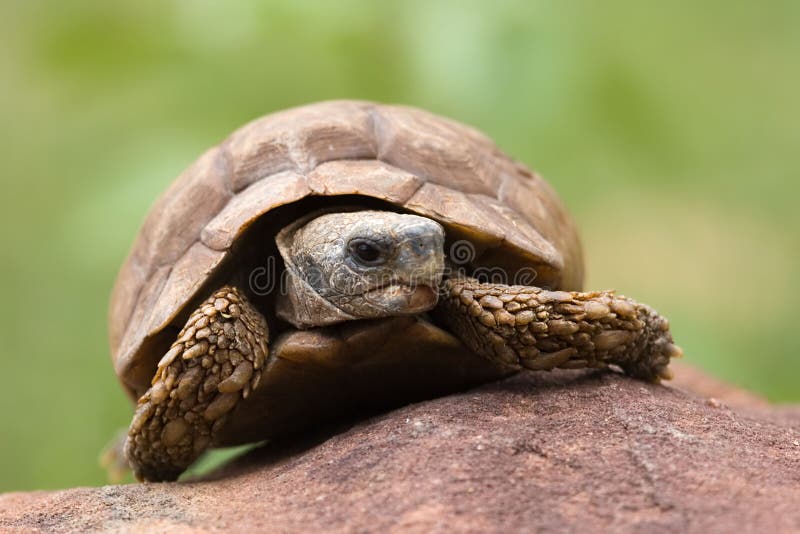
left=404, top=236, right=436, bottom=258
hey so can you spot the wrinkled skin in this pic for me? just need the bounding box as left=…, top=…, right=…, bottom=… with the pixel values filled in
left=124, top=210, right=681, bottom=482
left=275, top=211, right=444, bottom=328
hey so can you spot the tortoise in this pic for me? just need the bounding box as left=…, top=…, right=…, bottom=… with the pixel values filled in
left=109, top=100, right=681, bottom=482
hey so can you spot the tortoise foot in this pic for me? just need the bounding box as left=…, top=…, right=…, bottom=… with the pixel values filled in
left=125, top=286, right=268, bottom=482
left=436, top=277, right=681, bottom=382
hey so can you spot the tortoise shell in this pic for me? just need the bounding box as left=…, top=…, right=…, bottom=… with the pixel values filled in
left=109, top=100, right=583, bottom=400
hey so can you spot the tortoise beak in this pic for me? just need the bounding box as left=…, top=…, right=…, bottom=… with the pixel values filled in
left=363, top=283, right=439, bottom=315
left=406, top=284, right=440, bottom=312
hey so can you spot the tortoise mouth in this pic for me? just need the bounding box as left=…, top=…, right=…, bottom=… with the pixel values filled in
left=361, top=283, right=439, bottom=315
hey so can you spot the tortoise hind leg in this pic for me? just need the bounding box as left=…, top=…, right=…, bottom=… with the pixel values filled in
left=125, top=286, right=268, bottom=482
left=436, top=277, right=682, bottom=382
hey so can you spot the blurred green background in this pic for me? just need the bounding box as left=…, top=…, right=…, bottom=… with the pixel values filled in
left=1, top=0, right=798, bottom=491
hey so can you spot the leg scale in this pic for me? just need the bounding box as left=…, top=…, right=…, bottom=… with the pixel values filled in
left=125, top=286, right=268, bottom=482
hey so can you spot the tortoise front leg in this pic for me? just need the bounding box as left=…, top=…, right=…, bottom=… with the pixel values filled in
left=436, top=278, right=681, bottom=382
left=125, top=286, right=268, bottom=482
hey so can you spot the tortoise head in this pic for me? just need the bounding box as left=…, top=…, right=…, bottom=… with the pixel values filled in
left=275, top=210, right=445, bottom=329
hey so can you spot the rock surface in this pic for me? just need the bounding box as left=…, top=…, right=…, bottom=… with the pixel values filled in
left=2, top=363, right=799, bottom=533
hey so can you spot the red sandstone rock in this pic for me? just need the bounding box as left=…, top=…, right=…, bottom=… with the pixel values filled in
left=1, top=365, right=798, bottom=533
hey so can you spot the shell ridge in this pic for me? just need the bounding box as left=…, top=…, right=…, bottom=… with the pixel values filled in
left=217, top=141, right=237, bottom=197
left=396, top=174, right=427, bottom=205
left=287, top=128, right=311, bottom=174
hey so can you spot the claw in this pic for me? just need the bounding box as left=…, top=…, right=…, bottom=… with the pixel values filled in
left=666, top=343, right=684, bottom=359
left=658, top=366, right=675, bottom=381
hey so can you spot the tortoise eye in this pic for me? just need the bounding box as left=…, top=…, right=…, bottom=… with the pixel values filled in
left=349, top=239, right=386, bottom=266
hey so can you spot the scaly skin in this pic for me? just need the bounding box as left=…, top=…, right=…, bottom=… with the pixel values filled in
left=125, top=287, right=268, bottom=482
left=435, top=277, right=681, bottom=382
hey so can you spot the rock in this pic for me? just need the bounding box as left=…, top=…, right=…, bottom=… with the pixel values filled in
left=2, top=365, right=799, bottom=533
